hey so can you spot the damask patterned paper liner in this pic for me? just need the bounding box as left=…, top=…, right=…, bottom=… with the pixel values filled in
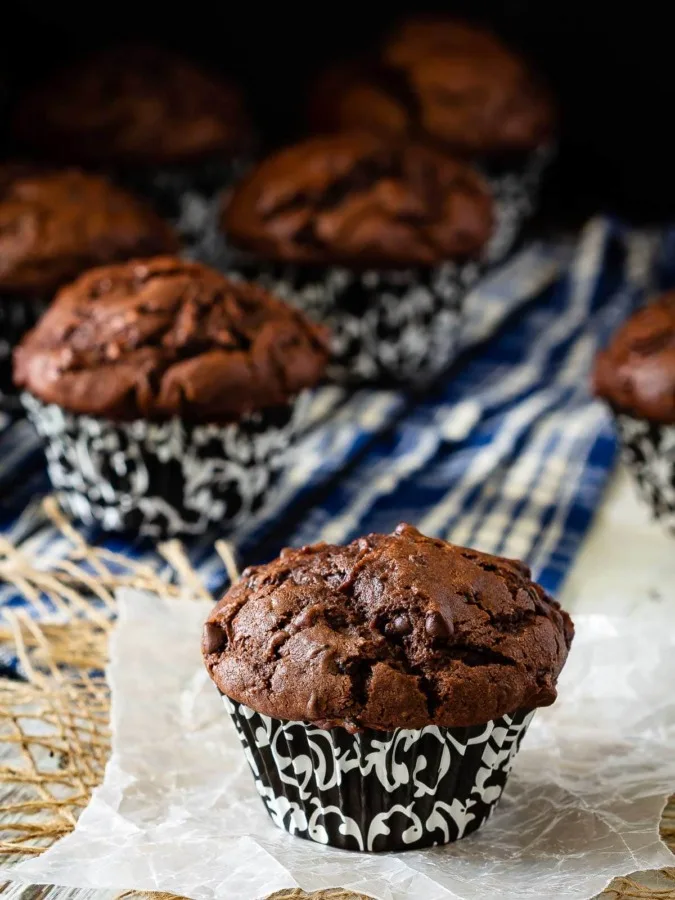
left=21, top=392, right=308, bottom=538
left=480, top=144, right=554, bottom=265
left=232, top=260, right=483, bottom=387
left=224, top=696, right=535, bottom=852
left=616, top=413, right=675, bottom=533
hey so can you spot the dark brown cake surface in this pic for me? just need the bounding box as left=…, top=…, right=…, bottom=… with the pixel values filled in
left=203, top=524, right=574, bottom=731
left=594, top=292, right=675, bottom=424
left=12, top=43, right=253, bottom=167
left=14, top=257, right=329, bottom=422
left=223, top=133, right=493, bottom=267
left=0, top=167, right=178, bottom=295
left=309, top=18, right=554, bottom=156
left=383, top=16, right=505, bottom=67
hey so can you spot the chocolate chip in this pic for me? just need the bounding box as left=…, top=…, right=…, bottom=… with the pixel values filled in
left=390, top=613, right=412, bottom=635
left=202, top=621, right=228, bottom=655
left=425, top=610, right=453, bottom=640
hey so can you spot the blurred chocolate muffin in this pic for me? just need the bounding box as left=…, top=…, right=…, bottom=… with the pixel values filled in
left=594, top=293, right=675, bottom=532
left=16, top=256, right=328, bottom=535
left=310, top=19, right=554, bottom=159
left=15, top=257, right=328, bottom=423
left=225, top=133, right=493, bottom=268
left=0, top=167, right=177, bottom=294
left=13, top=43, right=253, bottom=168
left=0, top=166, right=177, bottom=394
left=12, top=43, right=255, bottom=253
left=309, top=18, right=555, bottom=262
left=594, top=293, right=675, bottom=425
left=222, top=133, right=494, bottom=386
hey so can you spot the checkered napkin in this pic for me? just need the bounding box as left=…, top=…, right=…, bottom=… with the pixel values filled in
left=0, top=219, right=661, bottom=630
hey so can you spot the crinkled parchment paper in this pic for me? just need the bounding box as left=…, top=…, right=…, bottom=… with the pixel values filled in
left=5, top=563, right=674, bottom=900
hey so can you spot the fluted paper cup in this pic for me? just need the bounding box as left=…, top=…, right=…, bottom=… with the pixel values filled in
left=616, top=412, right=675, bottom=534
left=222, top=258, right=484, bottom=388
left=22, top=392, right=307, bottom=538
left=224, top=696, right=534, bottom=852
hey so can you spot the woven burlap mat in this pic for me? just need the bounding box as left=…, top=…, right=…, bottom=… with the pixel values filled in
left=0, top=500, right=673, bottom=900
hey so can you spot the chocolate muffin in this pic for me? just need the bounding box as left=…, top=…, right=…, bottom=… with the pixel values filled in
left=221, top=133, right=494, bottom=385
left=16, top=257, right=329, bottom=536
left=594, top=292, right=675, bottom=531
left=203, top=523, right=573, bottom=851
left=12, top=43, right=255, bottom=252
left=309, top=18, right=555, bottom=261
left=13, top=44, right=252, bottom=169
left=0, top=166, right=177, bottom=396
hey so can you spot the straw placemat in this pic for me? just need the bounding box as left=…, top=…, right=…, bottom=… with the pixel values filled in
left=1, top=502, right=674, bottom=900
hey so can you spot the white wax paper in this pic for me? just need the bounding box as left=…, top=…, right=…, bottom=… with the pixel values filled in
left=4, top=555, right=675, bottom=900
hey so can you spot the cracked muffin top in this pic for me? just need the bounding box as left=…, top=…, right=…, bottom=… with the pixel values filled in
left=12, top=43, right=253, bottom=167
left=0, top=167, right=178, bottom=295
left=222, top=133, right=493, bottom=268
left=14, top=257, right=329, bottom=422
left=308, top=18, right=554, bottom=157
left=594, top=292, right=675, bottom=424
left=202, top=524, right=574, bottom=731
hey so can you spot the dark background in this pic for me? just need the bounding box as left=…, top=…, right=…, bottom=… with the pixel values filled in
left=1, top=3, right=672, bottom=224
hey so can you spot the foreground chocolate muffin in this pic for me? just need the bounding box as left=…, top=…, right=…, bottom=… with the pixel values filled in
left=0, top=166, right=177, bottom=395
left=221, top=133, right=494, bottom=385
left=15, top=257, right=328, bottom=536
left=12, top=44, right=255, bottom=251
left=309, top=18, right=555, bottom=261
left=203, top=524, right=573, bottom=851
left=594, top=292, right=675, bottom=531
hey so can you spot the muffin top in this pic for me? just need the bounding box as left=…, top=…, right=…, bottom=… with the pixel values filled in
left=203, top=524, right=573, bottom=731
left=14, top=257, right=329, bottom=422
left=223, top=133, right=493, bottom=268
left=383, top=17, right=504, bottom=68
left=594, top=293, right=675, bottom=424
left=0, top=167, right=178, bottom=295
left=308, top=19, right=554, bottom=156
left=12, top=44, right=253, bottom=167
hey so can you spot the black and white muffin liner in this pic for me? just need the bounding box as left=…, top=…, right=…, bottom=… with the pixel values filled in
left=229, top=259, right=484, bottom=387
left=225, top=696, right=534, bottom=852
left=21, top=392, right=308, bottom=538
left=616, top=413, right=675, bottom=533
left=120, top=157, right=249, bottom=260
left=0, top=293, right=51, bottom=402
left=481, top=144, right=554, bottom=265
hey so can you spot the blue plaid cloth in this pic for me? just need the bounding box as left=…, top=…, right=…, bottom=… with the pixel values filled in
left=0, top=218, right=662, bottom=631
